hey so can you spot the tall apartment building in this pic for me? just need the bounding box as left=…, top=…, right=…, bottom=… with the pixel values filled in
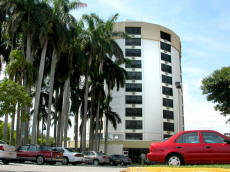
left=102, top=21, right=184, bottom=159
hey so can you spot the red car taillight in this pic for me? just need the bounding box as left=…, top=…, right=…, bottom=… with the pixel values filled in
left=102, top=156, right=106, bottom=159
left=150, top=146, right=157, bottom=152
left=75, top=154, right=83, bottom=157
left=0, top=146, right=4, bottom=151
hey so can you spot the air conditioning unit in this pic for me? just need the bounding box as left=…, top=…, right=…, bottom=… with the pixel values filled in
left=132, top=129, right=136, bottom=132
left=132, top=104, right=136, bottom=107
left=132, top=46, right=135, bottom=48
left=132, top=92, right=135, bottom=95
left=132, top=117, right=136, bottom=120
left=132, top=68, right=135, bottom=71
left=132, top=80, right=135, bottom=83
left=132, top=57, right=135, bottom=60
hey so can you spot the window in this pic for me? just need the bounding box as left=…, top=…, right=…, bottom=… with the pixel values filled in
left=125, top=133, right=142, bottom=140
left=164, top=134, right=172, bottom=139
left=126, top=120, right=142, bottom=129
left=126, top=83, right=142, bottom=92
left=163, top=122, right=174, bottom=131
left=19, top=145, right=29, bottom=151
left=126, top=95, right=142, bottom=104
left=177, top=132, right=200, bottom=143
left=40, top=146, right=52, bottom=151
left=163, top=110, right=174, bottom=119
left=125, top=27, right=141, bottom=35
left=162, top=86, right=173, bottom=96
left=162, top=75, right=172, bottom=85
left=161, top=64, right=172, bottom=73
left=126, top=108, right=142, bottom=117
left=161, top=53, right=171, bottom=62
left=125, top=60, right=141, bottom=68
left=160, top=42, right=171, bottom=52
left=28, top=145, right=37, bottom=151
left=160, top=31, right=171, bottom=42
left=202, top=132, right=225, bottom=143
left=163, top=98, right=173, bottom=107
left=125, top=49, right=141, bottom=57
left=127, top=72, right=142, bottom=80
left=125, top=38, right=141, bottom=46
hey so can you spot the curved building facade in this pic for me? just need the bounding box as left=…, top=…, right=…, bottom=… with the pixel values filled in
left=104, top=21, right=184, bottom=157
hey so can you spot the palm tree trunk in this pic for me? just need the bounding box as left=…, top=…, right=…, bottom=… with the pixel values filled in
left=54, top=89, right=59, bottom=146
left=104, top=117, right=109, bottom=153
left=31, top=39, right=48, bottom=144
left=9, top=113, right=15, bottom=145
left=16, top=104, right=21, bottom=146
left=104, top=85, right=111, bottom=153
left=63, top=80, right=70, bottom=147
left=21, top=33, right=33, bottom=145
left=82, top=73, right=89, bottom=151
left=74, top=111, right=79, bottom=150
left=94, top=94, right=101, bottom=151
left=59, top=78, right=70, bottom=147
left=98, top=119, right=102, bottom=151
left=3, top=114, right=8, bottom=143
left=89, top=107, right=94, bottom=150
left=37, top=119, right=40, bottom=143
left=46, top=49, right=57, bottom=145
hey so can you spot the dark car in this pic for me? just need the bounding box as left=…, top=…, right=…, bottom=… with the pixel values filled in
left=17, top=145, right=63, bottom=165
left=109, top=154, right=132, bottom=166
left=147, top=130, right=230, bottom=166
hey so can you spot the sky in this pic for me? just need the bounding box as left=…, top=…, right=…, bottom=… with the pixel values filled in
left=71, top=0, right=230, bottom=136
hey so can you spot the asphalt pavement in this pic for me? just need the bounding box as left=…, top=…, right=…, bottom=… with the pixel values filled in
left=0, top=163, right=125, bottom=172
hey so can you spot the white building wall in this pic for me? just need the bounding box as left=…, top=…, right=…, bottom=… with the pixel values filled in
left=142, top=40, right=162, bottom=141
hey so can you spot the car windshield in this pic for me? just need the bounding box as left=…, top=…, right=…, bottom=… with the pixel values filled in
left=65, top=148, right=74, bottom=152
left=96, top=152, right=103, bottom=156
left=0, top=140, right=6, bottom=144
left=41, top=146, right=52, bottom=151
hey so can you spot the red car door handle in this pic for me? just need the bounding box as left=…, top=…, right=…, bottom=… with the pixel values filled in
left=206, top=146, right=211, bottom=149
left=176, top=146, right=182, bottom=149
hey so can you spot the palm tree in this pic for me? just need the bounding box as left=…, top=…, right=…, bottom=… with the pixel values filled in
left=46, top=0, right=86, bottom=145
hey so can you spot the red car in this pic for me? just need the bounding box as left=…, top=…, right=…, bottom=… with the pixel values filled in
left=17, top=145, right=63, bottom=165
left=147, top=130, right=230, bottom=165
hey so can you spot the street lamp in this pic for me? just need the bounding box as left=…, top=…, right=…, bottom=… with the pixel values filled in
left=175, top=82, right=181, bottom=133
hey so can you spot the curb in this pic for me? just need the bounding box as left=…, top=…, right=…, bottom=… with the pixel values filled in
left=123, top=167, right=230, bottom=172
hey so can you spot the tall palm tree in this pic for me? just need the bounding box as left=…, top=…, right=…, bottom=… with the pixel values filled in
left=46, top=0, right=86, bottom=145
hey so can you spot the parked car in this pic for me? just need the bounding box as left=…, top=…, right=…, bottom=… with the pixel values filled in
left=82, top=151, right=110, bottom=165
left=0, top=140, right=17, bottom=164
left=17, top=145, right=63, bottom=165
left=52, top=147, right=84, bottom=165
left=109, top=154, right=132, bottom=166
left=147, top=130, right=230, bottom=166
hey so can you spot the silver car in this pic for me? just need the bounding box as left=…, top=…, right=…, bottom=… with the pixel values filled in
left=82, top=151, right=110, bottom=165
left=0, top=140, right=16, bottom=164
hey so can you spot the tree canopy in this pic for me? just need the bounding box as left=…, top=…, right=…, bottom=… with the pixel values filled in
left=0, top=79, right=32, bottom=118
left=201, top=66, right=230, bottom=120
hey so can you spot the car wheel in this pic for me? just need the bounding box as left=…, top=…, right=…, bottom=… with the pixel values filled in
left=166, top=154, right=183, bottom=166
left=110, top=161, right=114, bottom=166
left=2, top=160, right=9, bottom=165
left=36, top=156, right=44, bottom=165
left=19, top=160, right=25, bottom=163
left=121, top=161, right=125, bottom=166
left=93, top=159, right=99, bottom=166
left=62, top=157, right=69, bottom=165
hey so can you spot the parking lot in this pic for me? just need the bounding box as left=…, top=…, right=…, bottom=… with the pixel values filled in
left=0, top=162, right=125, bottom=172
